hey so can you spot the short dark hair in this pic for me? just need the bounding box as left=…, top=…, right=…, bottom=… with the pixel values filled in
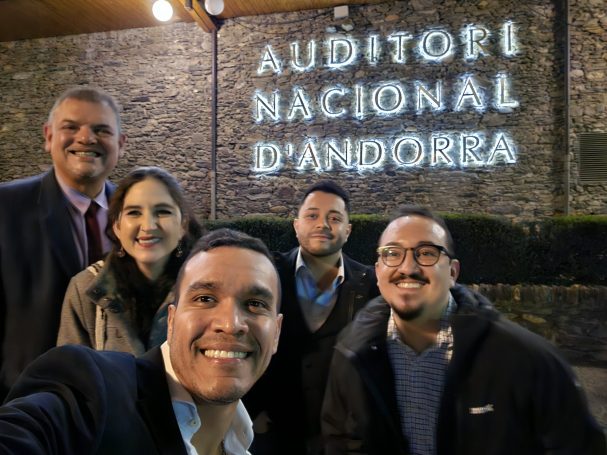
left=47, top=86, right=122, bottom=132
left=173, top=228, right=280, bottom=307
left=385, top=205, right=456, bottom=256
left=300, top=180, right=351, bottom=214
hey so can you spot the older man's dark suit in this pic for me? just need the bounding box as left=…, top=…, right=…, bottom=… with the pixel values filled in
left=246, top=248, right=379, bottom=455
left=0, top=170, right=115, bottom=399
left=0, top=344, right=187, bottom=454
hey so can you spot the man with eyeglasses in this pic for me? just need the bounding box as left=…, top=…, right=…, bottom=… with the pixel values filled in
left=321, top=205, right=605, bottom=455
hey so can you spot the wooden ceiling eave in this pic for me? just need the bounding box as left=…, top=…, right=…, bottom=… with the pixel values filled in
left=176, top=0, right=218, bottom=32
left=180, top=0, right=218, bottom=32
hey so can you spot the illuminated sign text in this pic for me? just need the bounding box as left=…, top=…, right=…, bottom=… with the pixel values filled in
left=251, top=22, right=521, bottom=173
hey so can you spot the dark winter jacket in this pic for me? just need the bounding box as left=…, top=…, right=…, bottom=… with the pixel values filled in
left=321, top=285, right=606, bottom=455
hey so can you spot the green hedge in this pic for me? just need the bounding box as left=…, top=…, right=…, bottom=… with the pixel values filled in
left=526, top=216, right=607, bottom=285
left=205, top=214, right=607, bottom=286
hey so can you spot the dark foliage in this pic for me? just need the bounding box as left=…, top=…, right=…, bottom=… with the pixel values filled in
left=205, top=215, right=607, bottom=285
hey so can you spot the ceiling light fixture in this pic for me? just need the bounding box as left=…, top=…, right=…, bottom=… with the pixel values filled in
left=152, top=0, right=173, bottom=22
left=204, top=0, right=224, bottom=16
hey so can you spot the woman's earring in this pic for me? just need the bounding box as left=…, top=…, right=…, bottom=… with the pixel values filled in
left=175, top=241, right=183, bottom=258
left=117, top=246, right=125, bottom=258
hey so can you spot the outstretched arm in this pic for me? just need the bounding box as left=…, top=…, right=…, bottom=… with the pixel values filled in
left=0, top=346, right=110, bottom=454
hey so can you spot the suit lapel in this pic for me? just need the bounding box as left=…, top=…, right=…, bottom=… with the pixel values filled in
left=336, top=255, right=373, bottom=321
left=136, top=347, right=188, bottom=455
left=39, top=170, right=81, bottom=275
left=278, top=249, right=310, bottom=336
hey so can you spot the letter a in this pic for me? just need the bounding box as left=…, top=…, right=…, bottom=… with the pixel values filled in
left=487, top=134, right=516, bottom=164
left=258, top=45, right=281, bottom=74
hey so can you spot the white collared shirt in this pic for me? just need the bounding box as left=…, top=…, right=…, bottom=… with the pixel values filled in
left=160, top=342, right=253, bottom=455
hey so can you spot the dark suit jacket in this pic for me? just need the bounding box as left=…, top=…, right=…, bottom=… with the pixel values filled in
left=0, top=345, right=187, bottom=454
left=245, top=248, right=379, bottom=455
left=0, top=170, right=115, bottom=398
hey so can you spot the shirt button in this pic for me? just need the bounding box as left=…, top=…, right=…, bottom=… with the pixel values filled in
left=189, top=419, right=197, bottom=427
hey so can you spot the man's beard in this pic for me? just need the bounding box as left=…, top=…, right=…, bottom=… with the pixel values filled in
left=392, top=304, right=424, bottom=321
left=303, top=239, right=344, bottom=258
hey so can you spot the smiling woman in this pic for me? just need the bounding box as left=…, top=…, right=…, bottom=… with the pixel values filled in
left=57, top=166, right=204, bottom=355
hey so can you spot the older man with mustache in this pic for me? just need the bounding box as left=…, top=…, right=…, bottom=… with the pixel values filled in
left=0, top=86, right=126, bottom=400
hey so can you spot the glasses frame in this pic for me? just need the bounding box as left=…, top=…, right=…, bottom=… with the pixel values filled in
left=376, top=244, right=453, bottom=267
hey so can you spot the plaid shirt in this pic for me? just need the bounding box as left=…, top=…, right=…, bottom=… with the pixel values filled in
left=386, top=295, right=455, bottom=455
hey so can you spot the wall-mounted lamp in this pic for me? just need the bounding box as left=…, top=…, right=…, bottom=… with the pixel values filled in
left=204, top=0, right=224, bottom=16
left=152, top=0, right=173, bottom=21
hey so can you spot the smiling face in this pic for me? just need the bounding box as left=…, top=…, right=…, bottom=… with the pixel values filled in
left=112, top=177, right=185, bottom=280
left=376, top=215, right=460, bottom=324
left=167, top=246, right=282, bottom=405
left=44, top=98, right=125, bottom=195
left=293, top=191, right=351, bottom=258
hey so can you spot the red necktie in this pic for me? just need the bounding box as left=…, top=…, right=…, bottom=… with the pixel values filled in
left=85, top=201, right=103, bottom=265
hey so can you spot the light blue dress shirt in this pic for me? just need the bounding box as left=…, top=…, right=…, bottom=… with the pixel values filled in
left=294, top=249, right=345, bottom=332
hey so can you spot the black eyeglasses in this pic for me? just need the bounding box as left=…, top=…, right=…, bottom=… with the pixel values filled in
left=376, top=244, right=453, bottom=267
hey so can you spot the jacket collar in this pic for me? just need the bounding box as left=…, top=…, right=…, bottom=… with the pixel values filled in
left=39, top=169, right=81, bottom=276
left=84, top=260, right=123, bottom=311
left=136, top=347, right=188, bottom=454
left=38, top=169, right=115, bottom=276
left=335, top=285, right=498, bottom=452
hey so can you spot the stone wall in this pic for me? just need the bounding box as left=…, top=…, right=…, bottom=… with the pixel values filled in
left=472, top=284, right=607, bottom=366
left=569, top=0, right=607, bottom=214
left=219, top=0, right=562, bottom=218
left=0, top=23, right=213, bottom=220
left=0, top=0, right=605, bottom=219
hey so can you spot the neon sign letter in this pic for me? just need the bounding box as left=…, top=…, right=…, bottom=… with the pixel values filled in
left=328, top=38, right=357, bottom=68
left=420, top=30, right=453, bottom=61
left=257, top=45, right=281, bottom=74
left=291, top=41, right=316, bottom=72
left=387, top=33, right=413, bottom=63
left=393, top=137, right=424, bottom=166
left=254, top=91, right=280, bottom=122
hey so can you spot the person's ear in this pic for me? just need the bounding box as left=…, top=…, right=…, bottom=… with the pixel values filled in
left=272, top=314, right=283, bottom=355
left=117, top=133, right=127, bottom=158
left=167, top=304, right=176, bottom=344
left=112, top=220, right=122, bottom=239
left=43, top=123, right=52, bottom=154
left=449, top=259, right=460, bottom=286
left=180, top=215, right=188, bottom=238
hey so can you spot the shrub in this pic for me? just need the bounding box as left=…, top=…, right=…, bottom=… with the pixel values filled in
left=444, top=214, right=529, bottom=284
left=205, top=214, right=607, bottom=285
left=526, top=216, right=607, bottom=285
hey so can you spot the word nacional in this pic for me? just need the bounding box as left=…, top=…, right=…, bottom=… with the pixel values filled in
left=251, top=22, right=520, bottom=173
